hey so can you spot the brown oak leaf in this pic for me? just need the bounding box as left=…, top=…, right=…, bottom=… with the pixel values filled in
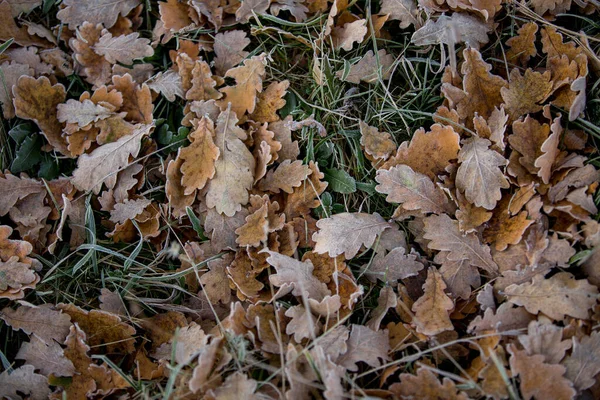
left=412, top=267, right=455, bottom=336
left=178, top=116, right=219, bottom=194
left=218, top=54, right=267, bottom=117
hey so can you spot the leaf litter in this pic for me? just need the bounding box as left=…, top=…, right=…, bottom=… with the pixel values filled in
left=0, top=0, right=599, bottom=399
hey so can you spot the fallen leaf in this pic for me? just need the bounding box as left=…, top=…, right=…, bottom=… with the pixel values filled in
left=501, top=68, right=553, bottom=120
left=390, top=368, right=469, bottom=400
left=0, top=365, right=50, bottom=400
left=0, top=304, right=71, bottom=344
left=57, top=98, right=114, bottom=128
left=332, top=19, right=367, bottom=51
left=147, top=70, right=184, bottom=102
left=456, top=136, right=509, bottom=210
left=0, top=62, right=32, bottom=119
left=338, top=49, right=395, bottom=84
left=412, top=268, right=454, bottom=336
left=16, top=334, right=75, bottom=376
left=264, top=250, right=330, bottom=300
left=57, top=0, right=142, bottom=30
left=562, top=331, right=600, bottom=391
left=504, top=272, right=598, bottom=320
left=71, top=124, right=152, bottom=193
left=508, top=344, right=576, bottom=400
left=204, top=107, right=255, bottom=216
left=218, top=54, right=267, bottom=117
left=338, top=324, right=390, bottom=371
left=13, top=75, right=69, bottom=155
left=506, top=22, right=538, bottom=65
left=313, top=212, right=391, bottom=259
left=359, top=120, right=396, bottom=161
left=93, top=31, right=153, bottom=65
left=213, top=30, right=250, bottom=76
left=362, top=246, right=424, bottom=283
left=380, top=0, right=418, bottom=29
left=376, top=164, right=453, bottom=215
left=178, top=116, right=219, bottom=194
left=518, top=320, right=571, bottom=364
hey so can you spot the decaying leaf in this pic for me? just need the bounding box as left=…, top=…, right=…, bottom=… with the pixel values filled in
left=412, top=268, right=454, bottom=336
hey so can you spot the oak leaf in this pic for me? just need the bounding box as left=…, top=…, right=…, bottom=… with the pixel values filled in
left=506, top=22, right=538, bottom=65
left=147, top=70, right=184, bottom=102
left=363, top=246, right=424, bottom=283
left=178, top=116, right=219, bottom=194
left=562, top=331, right=600, bottom=391
left=158, top=0, right=193, bottom=31
left=264, top=251, right=330, bottom=300
left=382, top=124, right=460, bottom=179
left=534, top=115, right=562, bottom=185
left=59, top=303, right=137, bottom=354
left=0, top=304, right=71, bottom=344
left=508, top=344, right=576, bottom=400
left=456, top=136, right=509, bottom=210
left=0, top=62, right=32, bottom=119
left=16, top=334, right=75, bottom=377
left=468, top=303, right=534, bottom=334
left=57, top=99, right=114, bottom=128
left=218, top=54, right=267, bottom=117
left=504, top=272, right=598, bottom=320
left=258, top=160, right=312, bottom=194
left=205, top=208, right=249, bottom=252
left=70, top=22, right=112, bottom=87
left=359, top=120, right=396, bottom=161
left=71, top=124, right=152, bottom=193
left=332, top=19, right=367, bottom=51
left=249, top=80, right=289, bottom=123
left=0, top=1, right=49, bottom=47
left=200, top=257, right=232, bottom=305
left=483, top=196, right=533, bottom=251
left=412, top=13, right=490, bottom=49
left=0, top=174, right=44, bottom=216
left=57, top=0, right=141, bottom=30
left=501, top=68, right=553, bottom=120
left=13, top=75, right=69, bottom=155
left=186, top=59, right=221, bottom=101
left=518, top=320, right=571, bottom=364
left=412, top=268, right=454, bottom=336
left=109, top=74, right=153, bottom=124
left=0, top=365, right=50, bottom=400
left=391, top=368, right=469, bottom=400
left=213, top=30, right=251, bottom=76
left=367, top=286, right=398, bottom=330
left=376, top=164, right=453, bottom=215
left=206, top=372, right=259, bottom=400
left=441, top=48, right=507, bottom=122
left=379, top=0, right=418, bottom=29
left=338, top=50, right=395, bottom=84
left=205, top=107, right=255, bottom=216
left=337, top=324, right=390, bottom=371
left=313, top=212, right=391, bottom=259
left=283, top=161, right=328, bottom=219
left=285, top=305, right=321, bottom=342
left=508, top=115, right=550, bottom=175
left=109, top=198, right=152, bottom=224
left=236, top=0, right=270, bottom=23
left=423, top=213, right=498, bottom=273
left=93, top=31, right=153, bottom=65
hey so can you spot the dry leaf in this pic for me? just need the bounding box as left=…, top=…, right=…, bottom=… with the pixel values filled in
left=258, top=160, right=312, bottom=194
left=508, top=344, right=576, bottom=400
left=0, top=365, right=50, bottom=400
left=424, top=213, right=498, bottom=274
left=147, top=70, right=184, bottom=102
left=57, top=99, right=114, bottom=128
left=71, top=124, right=152, bottom=193
left=337, top=324, right=390, bottom=371
left=0, top=62, right=32, bottom=119
left=313, top=212, right=391, bottom=259
left=376, top=164, right=453, bottom=215
left=562, top=331, right=600, bottom=391
left=338, top=49, right=395, bottom=84
left=13, top=75, right=69, bottom=155
left=0, top=304, right=71, bottom=344
left=359, top=120, right=396, bottom=161
left=332, top=19, right=367, bottom=51
left=518, top=320, right=571, bottom=364
left=178, top=116, right=219, bottom=194
left=204, top=107, right=255, bottom=216
left=264, top=250, right=330, bottom=300
left=380, top=0, right=418, bottom=29
left=412, top=268, right=454, bottom=336
left=218, top=54, right=267, bottom=117
left=506, top=22, right=538, bottom=65
left=383, top=124, right=460, bottom=179
left=501, top=69, right=553, bottom=120
left=363, top=246, right=424, bottom=283
left=93, top=31, right=153, bottom=65
left=456, top=136, right=509, bottom=210
left=391, top=368, right=469, bottom=400
left=16, top=334, right=75, bottom=376
left=504, top=272, right=598, bottom=320
left=213, top=30, right=250, bottom=76
left=57, top=0, right=142, bottom=30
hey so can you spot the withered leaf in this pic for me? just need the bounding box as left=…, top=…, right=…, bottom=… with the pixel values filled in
left=338, top=324, right=390, bottom=372
left=178, top=116, right=219, bottom=194
left=412, top=268, right=454, bottom=336
left=376, top=164, right=452, bottom=215
left=57, top=0, right=142, bottom=30
left=383, top=124, right=460, bottom=179
left=332, top=19, right=368, bottom=51
left=504, top=272, right=598, bottom=320
left=213, top=30, right=251, bottom=76
left=412, top=13, right=490, bottom=49
left=313, top=212, right=391, bottom=259
left=258, top=160, right=312, bottom=194
left=424, top=214, right=498, bottom=274
left=562, top=331, right=600, bottom=391
left=0, top=62, right=32, bottom=119
left=93, top=31, right=153, bottom=65
left=506, top=22, right=538, bottom=65
left=0, top=304, right=71, bottom=344
left=534, top=115, right=562, bottom=185
left=16, top=334, right=75, bottom=377
left=264, top=250, right=330, bottom=300
left=206, top=372, right=258, bottom=400
left=109, top=198, right=152, bottom=224
left=57, top=98, right=114, bottom=128
left=13, top=75, right=69, bottom=155
left=501, top=69, right=553, bottom=120
left=147, top=70, right=184, bottom=102
left=508, top=344, right=576, bottom=400
left=204, top=107, right=255, bottom=216
left=518, top=320, right=571, bottom=365
left=0, top=365, right=50, bottom=400
left=391, top=368, right=469, bottom=400
left=363, top=246, right=424, bottom=283
left=71, top=124, right=152, bottom=194
left=379, top=0, right=418, bottom=29
left=359, top=120, right=396, bottom=161
left=456, top=136, right=509, bottom=210
left=218, top=54, right=267, bottom=117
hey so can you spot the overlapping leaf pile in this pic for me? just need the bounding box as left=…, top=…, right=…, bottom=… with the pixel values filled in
left=0, top=0, right=599, bottom=399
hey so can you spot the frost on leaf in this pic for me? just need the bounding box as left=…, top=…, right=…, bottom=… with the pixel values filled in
left=313, top=212, right=391, bottom=259
left=412, top=268, right=454, bottom=336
